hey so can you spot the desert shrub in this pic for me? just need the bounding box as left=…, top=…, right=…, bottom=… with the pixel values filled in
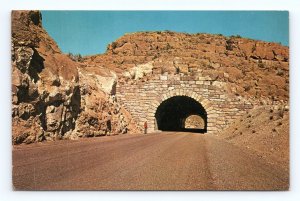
left=68, top=52, right=83, bottom=62
left=230, top=34, right=242, bottom=38
left=165, top=43, right=172, bottom=50
left=278, top=107, right=285, bottom=118
left=258, top=60, right=265, bottom=68
left=161, top=66, right=167, bottom=74
left=164, top=30, right=174, bottom=35
left=277, top=69, right=284, bottom=76
left=226, top=39, right=234, bottom=51
left=244, top=85, right=251, bottom=92
left=111, top=42, right=118, bottom=49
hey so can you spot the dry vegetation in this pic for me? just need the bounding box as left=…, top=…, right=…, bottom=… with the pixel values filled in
left=217, top=105, right=289, bottom=170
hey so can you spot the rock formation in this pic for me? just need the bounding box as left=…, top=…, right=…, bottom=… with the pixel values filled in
left=86, top=31, right=288, bottom=102
left=11, top=11, right=137, bottom=144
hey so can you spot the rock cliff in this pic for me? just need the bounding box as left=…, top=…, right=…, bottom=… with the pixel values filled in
left=11, top=11, right=137, bottom=144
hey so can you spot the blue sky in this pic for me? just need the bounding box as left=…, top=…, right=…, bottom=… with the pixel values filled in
left=41, top=11, right=289, bottom=56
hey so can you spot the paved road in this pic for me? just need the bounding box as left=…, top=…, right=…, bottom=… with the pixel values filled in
left=13, top=132, right=289, bottom=190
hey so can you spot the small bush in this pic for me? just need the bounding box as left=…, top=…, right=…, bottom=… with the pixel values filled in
left=161, top=66, right=167, bottom=74
left=230, top=34, right=242, bottom=38
left=277, top=69, right=284, bottom=76
left=68, top=52, right=83, bottom=62
left=226, top=44, right=234, bottom=51
left=244, top=85, right=251, bottom=92
left=258, top=60, right=265, bottom=68
left=164, top=30, right=174, bottom=35
left=278, top=108, right=285, bottom=118
left=111, top=42, right=118, bottom=49
left=165, top=43, right=172, bottom=50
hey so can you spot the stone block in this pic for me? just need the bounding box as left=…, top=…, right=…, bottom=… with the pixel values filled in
left=199, top=76, right=212, bottom=81
left=160, top=75, right=168, bottom=80
left=196, top=81, right=204, bottom=85
left=204, top=81, right=211, bottom=85
left=207, top=123, right=215, bottom=127
left=207, top=113, right=219, bottom=118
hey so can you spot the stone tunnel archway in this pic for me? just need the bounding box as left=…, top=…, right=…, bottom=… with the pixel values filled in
left=116, top=75, right=254, bottom=135
left=155, top=96, right=207, bottom=133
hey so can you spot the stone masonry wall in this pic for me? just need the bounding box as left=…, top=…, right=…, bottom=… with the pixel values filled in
left=116, top=73, right=254, bottom=134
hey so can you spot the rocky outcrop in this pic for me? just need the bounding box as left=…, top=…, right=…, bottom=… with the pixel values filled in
left=12, top=11, right=81, bottom=144
left=11, top=11, right=137, bottom=144
left=86, top=32, right=289, bottom=102
left=70, top=65, right=138, bottom=139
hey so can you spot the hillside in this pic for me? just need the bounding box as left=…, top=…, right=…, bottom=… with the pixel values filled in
left=84, top=31, right=288, bottom=102
left=217, top=105, right=289, bottom=171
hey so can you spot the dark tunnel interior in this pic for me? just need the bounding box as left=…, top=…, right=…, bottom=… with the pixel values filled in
left=155, top=96, right=207, bottom=133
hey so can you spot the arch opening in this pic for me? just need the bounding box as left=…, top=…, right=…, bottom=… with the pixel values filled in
left=155, top=96, right=207, bottom=133
left=184, top=115, right=205, bottom=129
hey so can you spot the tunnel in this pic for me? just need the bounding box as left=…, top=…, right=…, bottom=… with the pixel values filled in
left=184, top=115, right=205, bottom=130
left=155, top=96, right=207, bottom=133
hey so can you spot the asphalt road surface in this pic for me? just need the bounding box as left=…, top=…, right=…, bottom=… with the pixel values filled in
left=13, top=132, right=289, bottom=190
